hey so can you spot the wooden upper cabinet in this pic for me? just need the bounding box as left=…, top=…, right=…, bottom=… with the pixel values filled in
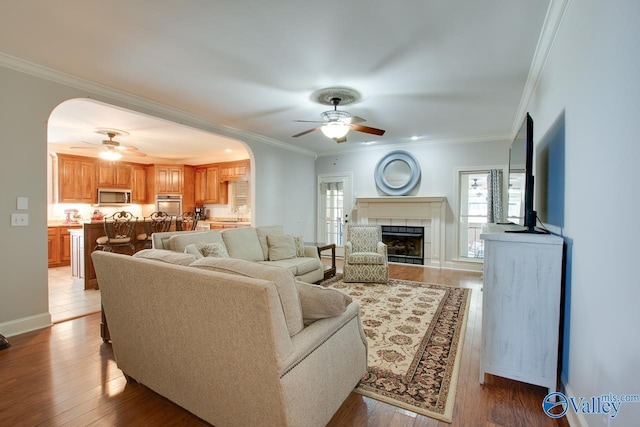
left=204, top=166, right=220, bottom=203
left=194, top=167, right=206, bottom=205
left=194, top=166, right=221, bottom=204
left=131, top=165, right=147, bottom=203
left=147, top=165, right=184, bottom=196
left=182, top=165, right=195, bottom=213
left=56, top=154, right=96, bottom=203
left=220, top=160, right=249, bottom=181
left=96, top=162, right=132, bottom=189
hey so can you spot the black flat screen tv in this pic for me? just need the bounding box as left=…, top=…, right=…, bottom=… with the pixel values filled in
left=507, top=112, right=545, bottom=233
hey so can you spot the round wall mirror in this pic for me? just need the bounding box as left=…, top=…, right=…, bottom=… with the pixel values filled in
left=374, top=150, right=421, bottom=196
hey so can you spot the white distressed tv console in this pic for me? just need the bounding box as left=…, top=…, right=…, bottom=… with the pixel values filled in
left=479, top=224, right=564, bottom=393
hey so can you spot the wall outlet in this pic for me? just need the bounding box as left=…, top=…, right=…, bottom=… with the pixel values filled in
left=11, top=213, right=28, bottom=226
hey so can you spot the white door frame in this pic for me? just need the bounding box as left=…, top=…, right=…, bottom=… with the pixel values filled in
left=317, top=172, right=353, bottom=257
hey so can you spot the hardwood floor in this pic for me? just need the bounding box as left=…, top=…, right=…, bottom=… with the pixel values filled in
left=0, top=263, right=569, bottom=427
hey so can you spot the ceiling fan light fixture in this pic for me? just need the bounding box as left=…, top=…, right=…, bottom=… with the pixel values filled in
left=99, top=150, right=122, bottom=161
left=321, top=122, right=350, bottom=139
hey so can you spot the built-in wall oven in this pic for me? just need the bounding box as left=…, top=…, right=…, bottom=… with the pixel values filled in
left=155, top=195, right=182, bottom=217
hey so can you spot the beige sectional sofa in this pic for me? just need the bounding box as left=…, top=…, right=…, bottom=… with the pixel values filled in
left=92, top=250, right=368, bottom=427
left=151, top=225, right=325, bottom=283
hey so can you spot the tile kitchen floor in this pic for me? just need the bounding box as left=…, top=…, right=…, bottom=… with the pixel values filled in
left=48, top=266, right=101, bottom=323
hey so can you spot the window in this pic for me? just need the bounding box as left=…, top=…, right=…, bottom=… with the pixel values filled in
left=459, top=171, right=488, bottom=259
left=507, top=171, right=525, bottom=225
left=229, top=181, right=250, bottom=214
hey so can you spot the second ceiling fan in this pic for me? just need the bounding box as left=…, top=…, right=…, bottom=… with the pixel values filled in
left=292, top=97, right=385, bottom=143
left=71, top=129, right=147, bottom=160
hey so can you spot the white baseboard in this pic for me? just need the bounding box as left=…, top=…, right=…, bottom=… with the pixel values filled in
left=0, top=312, right=52, bottom=337
left=562, top=382, right=588, bottom=427
left=444, top=260, right=484, bottom=272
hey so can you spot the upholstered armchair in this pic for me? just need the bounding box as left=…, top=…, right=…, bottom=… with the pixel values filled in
left=343, top=224, right=389, bottom=283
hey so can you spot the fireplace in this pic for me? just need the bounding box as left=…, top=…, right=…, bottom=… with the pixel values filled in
left=354, top=196, right=446, bottom=268
left=381, top=225, right=424, bottom=265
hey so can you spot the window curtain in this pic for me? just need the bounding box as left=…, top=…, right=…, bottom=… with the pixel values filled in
left=487, top=169, right=503, bottom=223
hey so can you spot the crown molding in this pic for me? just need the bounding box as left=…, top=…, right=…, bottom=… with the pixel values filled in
left=0, top=52, right=317, bottom=159
left=512, top=0, right=571, bottom=136
left=316, top=134, right=512, bottom=157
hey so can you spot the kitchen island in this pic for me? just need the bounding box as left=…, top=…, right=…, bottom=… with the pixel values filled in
left=76, top=218, right=251, bottom=289
left=78, top=220, right=151, bottom=290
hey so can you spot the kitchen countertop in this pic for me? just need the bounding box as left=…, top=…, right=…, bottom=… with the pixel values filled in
left=47, top=221, right=85, bottom=227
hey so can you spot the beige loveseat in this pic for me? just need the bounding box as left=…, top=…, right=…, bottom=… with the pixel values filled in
left=152, top=225, right=325, bottom=283
left=92, top=250, right=368, bottom=427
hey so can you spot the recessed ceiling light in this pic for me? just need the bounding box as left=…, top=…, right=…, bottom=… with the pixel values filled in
left=225, top=148, right=232, bottom=153
left=411, top=136, right=419, bottom=141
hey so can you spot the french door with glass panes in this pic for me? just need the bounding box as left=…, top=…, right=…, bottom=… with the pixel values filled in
left=317, top=173, right=352, bottom=257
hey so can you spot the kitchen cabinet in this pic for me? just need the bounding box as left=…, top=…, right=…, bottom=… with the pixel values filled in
left=48, top=228, right=59, bottom=266
left=131, top=165, right=147, bottom=203
left=182, top=165, right=195, bottom=212
left=48, top=225, right=82, bottom=267
left=148, top=164, right=184, bottom=195
left=55, top=154, right=96, bottom=203
left=194, top=165, right=221, bottom=204
left=220, top=159, right=249, bottom=181
left=96, top=161, right=132, bottom=189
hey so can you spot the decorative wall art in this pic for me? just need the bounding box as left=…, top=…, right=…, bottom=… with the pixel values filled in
left=374, top=150, right=421, bottom=196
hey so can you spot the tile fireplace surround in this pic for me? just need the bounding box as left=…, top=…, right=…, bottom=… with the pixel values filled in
left=354, top=197, right=446, bottom=268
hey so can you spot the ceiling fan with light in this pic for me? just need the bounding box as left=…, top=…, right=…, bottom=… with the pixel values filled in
left=292, top=92, right=385, bottom=143
left=71, top=129, right=147, bottom=160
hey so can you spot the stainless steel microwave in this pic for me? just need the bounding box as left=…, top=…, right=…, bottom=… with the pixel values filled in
left=97, top=188, right=132, bottom=205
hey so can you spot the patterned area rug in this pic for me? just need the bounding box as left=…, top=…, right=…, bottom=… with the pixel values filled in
left=324, top=275, right=471, bottom=423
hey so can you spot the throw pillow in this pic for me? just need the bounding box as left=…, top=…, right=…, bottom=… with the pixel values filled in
left=196, top=242, right=229, bottom=258
left=267, top=234, right=297, bottom=261
left=183, top=243, right=204, bottom=259
left=292, top=235, right=306, bottom=257
left=295, top=280, right=353, bottom=326
left=132, top=249, right=196, bottom=266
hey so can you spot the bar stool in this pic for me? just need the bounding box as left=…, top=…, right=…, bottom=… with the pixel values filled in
left=136, top=211, right=172, bottom=250
left=176, top=211, right=198, bottom=231
left=94, top=211, right=137, bottom=253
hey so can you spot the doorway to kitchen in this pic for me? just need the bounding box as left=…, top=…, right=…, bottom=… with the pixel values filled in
left=317, top=173, right=352, bottom=258
left=46, top=97, right=254, bottom=324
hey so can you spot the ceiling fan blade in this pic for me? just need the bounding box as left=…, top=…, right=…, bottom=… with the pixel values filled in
left=126, top=150, right=147, bottom=157
left=292, top=127, right=321, bottom=137
left=293, top=120, right=324, bottom=123
left=347, top=116, right=366, bottom=124
left=115, top=145, right=142, bottom=152
left=351, top=124, right=386, bottom=136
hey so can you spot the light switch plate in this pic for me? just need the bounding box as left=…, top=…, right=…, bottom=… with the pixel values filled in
left=11, top=213, right=29, bottom=226
left=17, top=197, right=28, bottom=210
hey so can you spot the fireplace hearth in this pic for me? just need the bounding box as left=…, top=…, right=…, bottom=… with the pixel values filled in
left=381, top=225, right=424, bottom=265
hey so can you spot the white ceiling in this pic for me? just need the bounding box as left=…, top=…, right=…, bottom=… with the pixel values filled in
left=0, top=1, right=550, bottom=162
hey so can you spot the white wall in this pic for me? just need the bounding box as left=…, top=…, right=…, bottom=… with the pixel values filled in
left=315, top=139, right=510, bottom=265
left=528, top=0, right=640, bottom=425
left=0, top=64, right=316, bottom=336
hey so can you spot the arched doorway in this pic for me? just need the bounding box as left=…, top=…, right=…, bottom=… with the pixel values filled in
left=46, top=98, right=253, bottom=322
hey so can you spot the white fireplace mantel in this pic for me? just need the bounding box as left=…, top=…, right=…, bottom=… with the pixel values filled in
left=355, top=196, right=447, bottom=267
